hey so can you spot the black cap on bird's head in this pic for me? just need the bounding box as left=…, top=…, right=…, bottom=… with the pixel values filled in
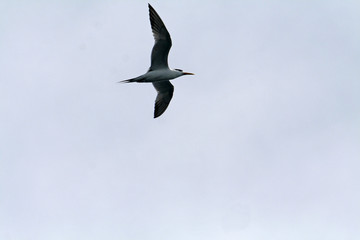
left=175, top=69, right=194, bottom=75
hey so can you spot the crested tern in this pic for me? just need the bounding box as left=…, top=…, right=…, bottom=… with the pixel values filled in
left=120, top=4, right=194, bottom=118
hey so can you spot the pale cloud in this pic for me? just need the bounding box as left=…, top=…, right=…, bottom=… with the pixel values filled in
left=1, top=1, right=359, bottom=240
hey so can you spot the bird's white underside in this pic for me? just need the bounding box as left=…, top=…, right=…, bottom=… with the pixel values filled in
left=140, top=69, right=184, bottom=82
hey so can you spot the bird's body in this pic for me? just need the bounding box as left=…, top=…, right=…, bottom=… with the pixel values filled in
left=121, top=4, right=194, bottom=118
left=122, top=69, right=184, bottom=83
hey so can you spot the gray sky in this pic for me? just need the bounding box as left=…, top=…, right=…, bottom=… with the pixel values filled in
left=1, top=0, right=359, bottom=239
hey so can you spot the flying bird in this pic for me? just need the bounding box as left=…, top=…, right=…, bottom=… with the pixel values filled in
left=120, top=4, right=194, bottom=118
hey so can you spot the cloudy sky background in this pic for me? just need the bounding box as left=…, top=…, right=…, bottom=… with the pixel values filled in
left=1, top=0, right=359, bottom=239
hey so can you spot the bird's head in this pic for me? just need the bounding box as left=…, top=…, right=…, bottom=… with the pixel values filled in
left=175, top=69, right=195, bottom=76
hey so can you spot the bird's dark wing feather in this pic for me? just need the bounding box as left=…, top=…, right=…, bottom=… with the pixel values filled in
left=148, top=4, right=172, bottom=70
left=152, top=81, right=174, bottom=118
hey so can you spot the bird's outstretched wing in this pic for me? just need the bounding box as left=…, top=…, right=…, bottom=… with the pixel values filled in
left=152, top=81, right=174, bottom=118
left=148, top=4, right=172, bottom=71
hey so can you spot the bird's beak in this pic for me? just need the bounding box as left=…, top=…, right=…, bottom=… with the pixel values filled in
left=183, top=72, right=195, bottom=75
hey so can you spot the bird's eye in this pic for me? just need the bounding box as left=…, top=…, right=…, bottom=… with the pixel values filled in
left=175, top=69, right=183, bottom=72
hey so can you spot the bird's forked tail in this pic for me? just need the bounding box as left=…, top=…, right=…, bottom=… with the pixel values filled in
left=118, top=78, right=136, bottom=83
left=118, top=76, right=145, bottom=83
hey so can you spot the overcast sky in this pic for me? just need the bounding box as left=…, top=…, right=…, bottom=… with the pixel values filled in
left=1, top=0, right=359, bottom=239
